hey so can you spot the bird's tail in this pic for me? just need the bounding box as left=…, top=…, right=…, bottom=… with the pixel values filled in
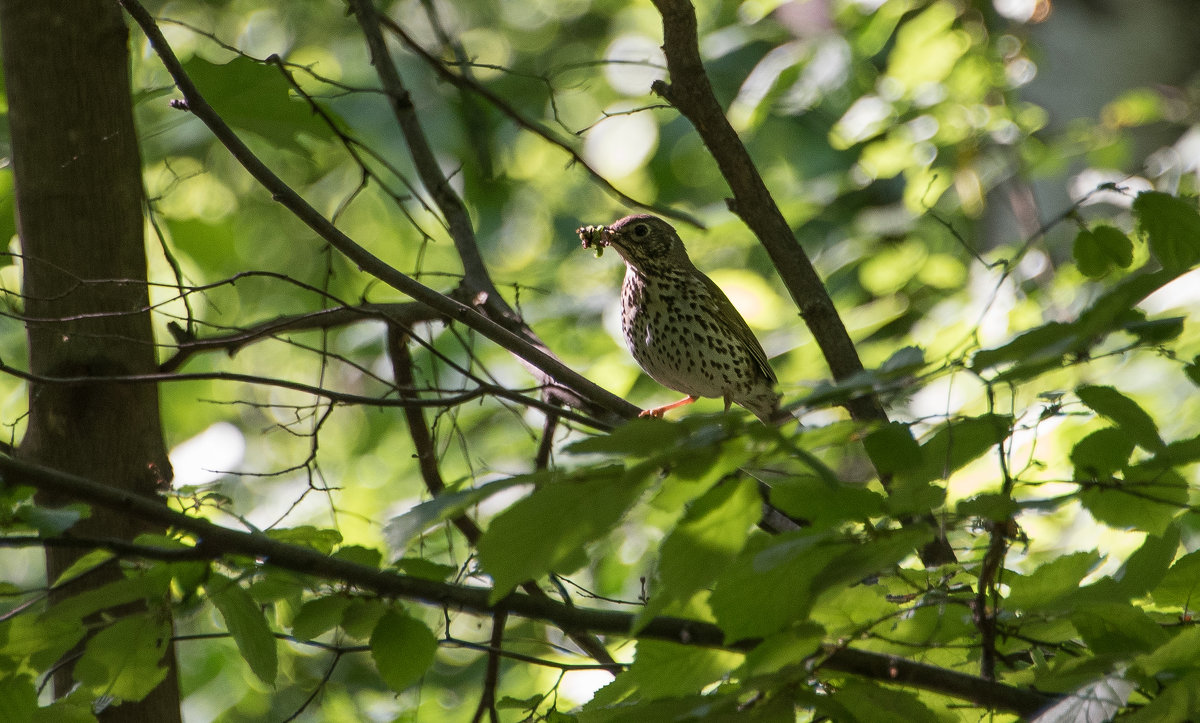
left=743, top=391, right=795, bottom=426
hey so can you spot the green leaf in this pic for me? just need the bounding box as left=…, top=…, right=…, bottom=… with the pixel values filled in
left=879, top=345, right=925, bottom=373
left=1126, top=315, right=1185, bottom=344
left=564, top=417, right=691, bottom=456
left=1134, top=191, right=1200, bottom=272
left=48, top=549, right=114, bottom=589
left=634, top=477, right=761, bottom=628
left=971, top=322, right=1081, bottom=377
left=1070, top=603, right=1169, bottom=655
left=0, top=674, right=37, bottom=723
left=291, top=595, right=352, bottom=640
left=369, top=609, right=438, bottom=693
left=1070, top=428, right=1135, bottom=478
left=956, top=492, right=1018, bottom=521
left=264, top=526, right=342, bottom=554
left=0, top=612, right=84, bottom=669
left=477, top=465, right=650, bottom=601
left=1136, top=625, right=1200, bottom=677
left=392, top=558, right=456, bottom=581
left=862, top=421, right=922, bottom=475
left=384, top=474, right=538, bottom=552
left=1151, top=549, right=1200, bottom=608
left=209, top=575, right=278, bottom=684
left=709, top=528, right=926, bottom=640
left=1107, top=525, right=1179, bottom=599
left=331, top=545, right=381, bottom=568
left=889, top=414, right=1010, bottom=514
left=1187, top=357, right=1200, bottom=387
left=1073, top=225, right=1133, bottom=277
left=40, top=570, right=171, bottom=625
left=72, top=614, right=170, bottom=701
left=1004, top=551, right=1101, bottom=610
left=901, top=414, right=1012, bottom=485
left=1077, top=385, right=1164, bottom=452
left=1080, top=468, right=1187, bottom=534
left=836, top=679, right=939, bottom=723
left=182, top=56, right=336, bottom=153
left=341, top=598, right=389, bottom=640
left=770, top=475, right=884, bottom=529
left=15, top=502, right=88, bottom=535
left=1118, top=671, right=1200, bottom=723
left=586, top=641, right=743, bottom=708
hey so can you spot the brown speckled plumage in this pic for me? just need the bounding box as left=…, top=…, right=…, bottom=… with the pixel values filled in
left=579, top=214, right=783, bottom=423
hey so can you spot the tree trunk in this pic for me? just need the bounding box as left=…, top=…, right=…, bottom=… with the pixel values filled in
left=0, top=0, right=181, bottom=719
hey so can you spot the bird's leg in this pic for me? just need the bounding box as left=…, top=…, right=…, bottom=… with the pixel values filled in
left=639, top=395, right=699, bottom=418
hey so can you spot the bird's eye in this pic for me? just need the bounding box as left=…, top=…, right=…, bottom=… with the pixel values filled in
left=633, top=223, right=650, bottom=238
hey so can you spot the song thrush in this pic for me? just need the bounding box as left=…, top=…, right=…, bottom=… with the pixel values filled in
left=578, top=214, right=785, bottom=423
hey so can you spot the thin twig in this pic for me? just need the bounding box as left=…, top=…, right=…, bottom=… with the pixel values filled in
left=118, top=0, right=638, bottom=425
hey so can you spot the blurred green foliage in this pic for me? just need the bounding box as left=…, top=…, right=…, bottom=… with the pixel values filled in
left=1, top=0, right=1200, bottom=720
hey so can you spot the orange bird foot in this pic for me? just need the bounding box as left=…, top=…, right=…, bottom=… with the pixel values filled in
left=638, top=395, right=699, bottom=419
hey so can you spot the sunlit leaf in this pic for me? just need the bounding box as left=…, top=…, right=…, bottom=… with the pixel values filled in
left=586, top=641, right=743, bottom=708
left=635, top=477, right=761, bottom=628
left=477, top=464, right=651, bottom=601
left=73, top=614, right=170, bottom=701
left=1005, top=551, right=1101, bottom=611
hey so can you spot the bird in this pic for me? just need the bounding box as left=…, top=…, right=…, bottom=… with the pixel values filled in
left=577, top=214, right=785, bottom=424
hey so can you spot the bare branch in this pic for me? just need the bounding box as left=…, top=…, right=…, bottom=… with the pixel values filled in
left=118, top=0, right=638, bottom=425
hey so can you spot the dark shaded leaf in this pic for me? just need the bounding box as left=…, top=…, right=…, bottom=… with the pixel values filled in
left=1070, top=428, right=1135, bottom=478
left=862, top=421, right=922, bottom=475
left=291, top=595, right=352, bottom=640
left=1073, top=225, right=1133, bottom=277
left=1077, top=385, right=1164, bottom=451
left=183, top=56, right=336, bottom=153
left=369, top=609, right=438, bottom=693
left=1134, top=191, right=1200, bottom=272
left=210, top=575, right=277, bottom=684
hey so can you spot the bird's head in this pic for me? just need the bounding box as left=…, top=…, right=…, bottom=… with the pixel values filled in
left=596, top=214, right=693, bottom=274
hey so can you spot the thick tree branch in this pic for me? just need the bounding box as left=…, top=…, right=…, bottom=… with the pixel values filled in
left=649, top=0, right=955, bottom=565
left=649, top=1, right=877, bottom=418
left=118, top=0, right=638, bottom=425
left=0, top=454, right=1056, bottom=716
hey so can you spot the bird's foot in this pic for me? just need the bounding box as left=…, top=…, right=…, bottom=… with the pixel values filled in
left=638, top=395, right=699, bottom=419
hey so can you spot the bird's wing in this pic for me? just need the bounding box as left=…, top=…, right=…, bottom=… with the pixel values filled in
left=696, top=272, right=778, bottom=385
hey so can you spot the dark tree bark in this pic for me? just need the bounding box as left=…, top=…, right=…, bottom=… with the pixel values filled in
left=0, top=0, right=181, bottom=718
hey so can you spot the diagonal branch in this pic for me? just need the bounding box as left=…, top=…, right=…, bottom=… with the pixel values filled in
left=648, top=0, right=878, bottom=422
left=118, top=0, right=638, bottom=425
left=649, top=0, right=955, bottom=564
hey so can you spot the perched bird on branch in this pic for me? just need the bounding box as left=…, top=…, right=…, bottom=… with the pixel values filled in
left=578, top=214, right=786, bottom=424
